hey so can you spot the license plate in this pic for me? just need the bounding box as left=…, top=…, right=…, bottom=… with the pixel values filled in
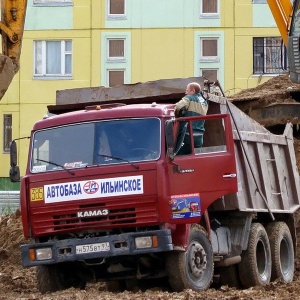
left=76, top=242, right=110, bottom=254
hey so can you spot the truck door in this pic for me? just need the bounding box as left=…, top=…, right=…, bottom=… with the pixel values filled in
left=166, top=114, right=237, bottom=222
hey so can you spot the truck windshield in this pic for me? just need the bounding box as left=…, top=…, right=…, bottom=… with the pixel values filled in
left=30, top=118, right=161, bottom=173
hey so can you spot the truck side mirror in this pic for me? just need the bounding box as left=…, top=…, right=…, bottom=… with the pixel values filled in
left=165, top=120, right=175, bottom=160
left=10, top=166, right=20, bottom=182
left=9, top=140, right=20, bottom=182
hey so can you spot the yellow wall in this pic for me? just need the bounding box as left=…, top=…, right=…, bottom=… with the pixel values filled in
left=0, top=0, right=285, bottom=180
left=233, top=27, right=280, bottom=92
left=131, top=29, right=195, bottom=82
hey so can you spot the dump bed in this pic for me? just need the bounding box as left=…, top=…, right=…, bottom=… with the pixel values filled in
left=53, top=77, right=300, bottom=214
left=213, top=99, right=300, bottom=213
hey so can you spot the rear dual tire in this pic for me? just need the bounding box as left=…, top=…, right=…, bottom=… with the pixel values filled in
left=266, top=221, right=294, bottom=283
left=238, top=223, right=272, bottom=288
left=238, top=221, right=294, bottom=288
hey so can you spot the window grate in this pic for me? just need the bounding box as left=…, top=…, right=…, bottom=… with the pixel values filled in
left=253, top=37, right=288, bottom=74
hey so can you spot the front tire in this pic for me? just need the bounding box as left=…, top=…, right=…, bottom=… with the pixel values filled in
left=36, top=264, right=85, bottom=293
left=166, top=225, right=214, bottom=292
left=238, top=223, right=271, bottom=288
left=266, top=221, right=294, bottom=283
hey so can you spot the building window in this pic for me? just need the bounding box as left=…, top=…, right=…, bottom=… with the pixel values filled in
left=34, top=40, right=72, bottom=77
left=253, top=37, right=287, bottom=74
left=200, top=38, right=219, bottom=61
left=102, top=32, right=130, bottom=87
left=108, top=70, right=125, bottom=87
left=108, top=0, right=125, bottom=15
left=200, top=69, right=218, bottom=82
left=201, top=0, right=218, bottom=14
left=3, top=114, right=12, bottom=153
left=108, top=39, right=125, bottom=60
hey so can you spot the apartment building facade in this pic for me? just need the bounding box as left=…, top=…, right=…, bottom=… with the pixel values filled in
left=0, top=0, right=284, bottom=188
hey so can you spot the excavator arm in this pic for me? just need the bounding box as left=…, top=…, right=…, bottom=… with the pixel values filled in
left=0, top=0, right=27, bottom=100
left=267, top=0, right=292, bottom=46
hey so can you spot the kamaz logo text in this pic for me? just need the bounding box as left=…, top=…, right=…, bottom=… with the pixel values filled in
left=83, top=181, right=99, bottom=194
left=77, top=209, right=109, bottom=218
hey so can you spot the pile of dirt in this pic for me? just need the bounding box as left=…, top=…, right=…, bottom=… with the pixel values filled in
left=0, top=210, right=28, bottom=265
left=228, top=74, right=300, bottom=102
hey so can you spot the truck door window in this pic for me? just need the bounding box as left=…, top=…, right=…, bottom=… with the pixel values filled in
left=174, top=115, right=227, bottom=156
left=196, top=117, right=227, bottom=154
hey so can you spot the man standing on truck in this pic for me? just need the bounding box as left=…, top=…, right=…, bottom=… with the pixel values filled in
left=175, top=82, right=208, bottom=154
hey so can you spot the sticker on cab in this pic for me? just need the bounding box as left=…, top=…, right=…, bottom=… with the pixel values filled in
left=170, top=193, right=201, bottom=219
left=32, top=165, right=46, bottom=173
left=30, top=187, right=44, bottom=202
left=44, top=175, right=143, bottom=204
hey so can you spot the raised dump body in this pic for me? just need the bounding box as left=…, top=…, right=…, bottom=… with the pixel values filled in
left=212, top=99, right=300, bottom=214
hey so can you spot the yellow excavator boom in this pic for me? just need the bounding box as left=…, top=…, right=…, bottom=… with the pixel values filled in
left=267, top=0, right=293, bottom=46
left=0, top=0, right=27, bottom=100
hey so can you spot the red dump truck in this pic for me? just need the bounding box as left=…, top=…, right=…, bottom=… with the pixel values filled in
left=10, top=77, right=300, bottom=293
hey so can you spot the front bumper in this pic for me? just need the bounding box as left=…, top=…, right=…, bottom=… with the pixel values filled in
left=21, top=229, right=173, bottom=267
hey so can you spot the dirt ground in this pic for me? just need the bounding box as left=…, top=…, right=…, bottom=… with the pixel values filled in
left=1, top=212, right=300, bottom=300
left=3, top=75, right=300, bottom=299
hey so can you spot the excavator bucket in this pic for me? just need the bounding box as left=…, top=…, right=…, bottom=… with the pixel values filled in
left=0, top=0, right=27, bottom=100
left=0, top=54, right=14, bottom=99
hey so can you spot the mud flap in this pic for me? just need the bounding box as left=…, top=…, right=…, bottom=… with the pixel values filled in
left=0, top=54, right=15, bottom=100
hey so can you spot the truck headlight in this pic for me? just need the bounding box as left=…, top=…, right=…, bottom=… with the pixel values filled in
left=135, top=236, right=158, bottom=249
left=35, top=248, right=52, bottom=260
left=135, top=237, right=152, bottom=249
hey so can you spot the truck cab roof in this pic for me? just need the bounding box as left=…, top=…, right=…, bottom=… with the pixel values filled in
left=33, top=103, right=176, bottom=131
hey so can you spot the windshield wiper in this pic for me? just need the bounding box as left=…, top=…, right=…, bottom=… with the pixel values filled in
left=97, top=154, right=139, bottom=170
left=36, top=159, right=75, bottom=175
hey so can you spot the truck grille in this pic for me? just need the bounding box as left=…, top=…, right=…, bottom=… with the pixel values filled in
left=31, top=196, right=159, bottom=236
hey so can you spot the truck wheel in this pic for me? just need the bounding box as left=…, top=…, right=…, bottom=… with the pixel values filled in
left=266, top=221, right=294, bottom=283
left=166, top=225, right=214, bottom=292
left=238, top=223, right=271, bottom=288
left=36, top=264, right=85, bottom=293
left=219, top=264, right=241, bottom=288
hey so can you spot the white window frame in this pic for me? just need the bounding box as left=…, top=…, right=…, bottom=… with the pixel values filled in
left=34, top=40, right=72, bottom=78
left=107, top=69, right=126, bottom=87
left=200, top=0, right=220, bottom=18
left=107, top=39, right=126, bottom=62
left=107, top=0, right=126, bottom=20
left=33, top=0, right=72, bottom=6
left=200, top=38, right=220, bottom=62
